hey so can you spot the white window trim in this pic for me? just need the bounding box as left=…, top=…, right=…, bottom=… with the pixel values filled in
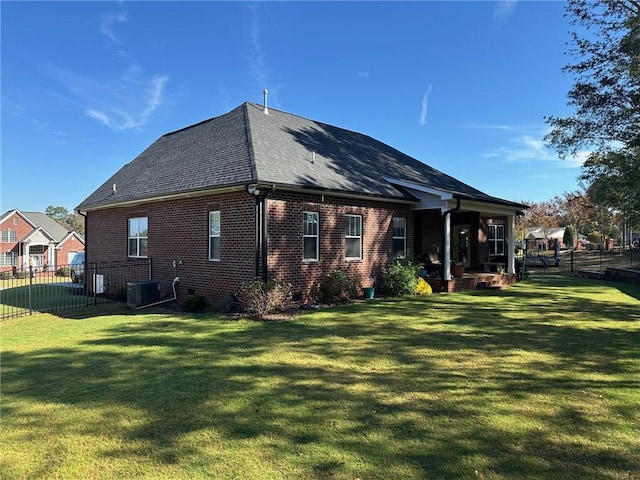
left=1, top=230, right=17, bottom=243
left=209, top=210, right=221, bottom=262
left=345, top=214, right=363, bottom=260
left=489, top=224, right=505, bottom=256
left=392, top=217, right=407, bottom=258
left=1, top=252, right=16, bottom=267
left=128, top=217, right=148, bottom=258
left=303, top=211, right=319, bottom=262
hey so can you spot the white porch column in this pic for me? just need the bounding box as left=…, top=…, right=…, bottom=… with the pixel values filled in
left=24, top=243, right=30, bottom=270
left=443, top=211, right=452, bottom=280
left=50, top=243, right=57, bottom=271
left=507, top=213, right=515, bottom=274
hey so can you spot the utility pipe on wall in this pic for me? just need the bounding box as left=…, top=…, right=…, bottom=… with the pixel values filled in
left=136, top=277, right=180, bottom=310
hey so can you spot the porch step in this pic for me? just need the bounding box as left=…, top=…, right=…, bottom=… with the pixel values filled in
left=476, top=281, right=502, bottom=290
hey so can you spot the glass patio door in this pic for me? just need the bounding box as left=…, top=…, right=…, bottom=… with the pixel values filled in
left=452, top=225, right=470, bottom=267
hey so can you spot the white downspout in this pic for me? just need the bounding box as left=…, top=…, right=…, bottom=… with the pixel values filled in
left=507, top=213, right=515, bottom=274
left=443, top=212, right=452, bottom=281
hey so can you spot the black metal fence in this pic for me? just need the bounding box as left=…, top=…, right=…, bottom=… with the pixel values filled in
left=1, top=259, right=152, bottom=320
left=523, top=248, right=639, bottom=275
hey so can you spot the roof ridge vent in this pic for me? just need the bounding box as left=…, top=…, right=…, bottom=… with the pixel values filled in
left=262, top=89, right=269, bottom=115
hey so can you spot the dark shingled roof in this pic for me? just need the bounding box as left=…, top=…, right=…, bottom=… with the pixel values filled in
left=78, top=102, right=523, bottom=210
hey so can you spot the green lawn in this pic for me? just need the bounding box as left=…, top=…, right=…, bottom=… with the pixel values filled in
left=1, top=283, right=92, bottom=318
left=2, top=275, right=639, bottom=479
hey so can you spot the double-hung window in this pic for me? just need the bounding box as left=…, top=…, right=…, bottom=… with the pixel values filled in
left=345, top=214, right=362, bottom=260
left=392, top=217, right=406, bottom=257
left=303, top=211, right=319, bottom=261
left=0, top=252, right=16, bottom=266
left=488, top=224, right=505, bottom=256
left=209, top=211, right=221, bottom=261
left=1, top=230, right=17, bottom=243
left=128, top=217, right=148, bottom=258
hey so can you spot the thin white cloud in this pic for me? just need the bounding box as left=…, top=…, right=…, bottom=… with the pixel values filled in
left=100, top=12, right=127, bottom=43
left=465, top=122, right=521, bottom=132
left=419, top=85, right=433, bottom=126
left=484, top=132, right=589, bottom=168
left=86, top=109, right=112, bottom=127
left=358, top=72, right=371, bottom=78
left=41, top=9, right=168, bottom=132
left=84, top=75, right=168, bottom=131
left=45, top=63, right=168, bottom=132
left=493, top=0, right=517, bottom=24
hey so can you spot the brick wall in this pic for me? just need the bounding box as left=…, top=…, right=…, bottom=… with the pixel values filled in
left=86, top=191, right=255, bottom=300
left=414, top=210, right=443, bottom=258
left=1, top=212, right=39, bottom=271
left=266, top=191, right=413, bottom=301
left=55, top=234, right=84, bottom=268
left=86, top=190, right=414, bottom=303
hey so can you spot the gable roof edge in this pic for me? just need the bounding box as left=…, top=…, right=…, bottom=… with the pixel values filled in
left=243, top=102, right=259, bottom=182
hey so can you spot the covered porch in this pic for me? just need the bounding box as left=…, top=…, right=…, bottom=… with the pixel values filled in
left=391, top=178, right=526, bottom=287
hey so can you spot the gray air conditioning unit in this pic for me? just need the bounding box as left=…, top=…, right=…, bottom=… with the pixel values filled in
left=127, top=281, right=160, bottom=308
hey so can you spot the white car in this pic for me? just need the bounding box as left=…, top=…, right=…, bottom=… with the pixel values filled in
left=70, top=252, right=85, bottom=283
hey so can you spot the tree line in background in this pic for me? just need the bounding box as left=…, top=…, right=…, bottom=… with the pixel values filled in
left=45, top=206, right=85, bottom=237
left=545, top=0, right=639, bottom=230
left=515, top=190, right=638, bottom=250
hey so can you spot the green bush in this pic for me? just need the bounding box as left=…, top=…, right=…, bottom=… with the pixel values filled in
left=317, top=269, right=358, bottom=304
left=237, top=278, right=292, bottom=319
left=182, top=295, right=209, bottom=313
left=212, top=294, right=235, bottom=313
left=564, top=225, right=576, bottom=249
left=379, top=258, right=421, bottom=297
left=56, top=266, right=70, bottom=277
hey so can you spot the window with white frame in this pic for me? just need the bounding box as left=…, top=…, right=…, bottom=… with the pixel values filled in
left=1, top=230, right=17, bottom=243
left=30, top=245, right=45, bottom=253
left=0, top=252, right=16, bottom=266
left=392, top=217, right=406, bottom=257
left=13, top=217, right=19, bottom=226
left=128, top=217, right=148, bottom=258
left=488, top=224, right=505, bottom=256
left=209, top=210, right=221, bottom=261
left=345, top=214, right=362, bottom=260
left=303, top=211, right=319, bottom=261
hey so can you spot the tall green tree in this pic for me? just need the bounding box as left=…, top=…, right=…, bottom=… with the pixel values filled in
left=545, top=0, right=640, bottom=226
left=45, top=205, right=85, bottom=236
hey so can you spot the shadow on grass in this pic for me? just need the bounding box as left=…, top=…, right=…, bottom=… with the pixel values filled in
left=2, top=276, right=639, bottom=479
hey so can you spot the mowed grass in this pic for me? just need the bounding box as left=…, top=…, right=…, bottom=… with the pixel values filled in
left=1, top=275, right=639, bottom=479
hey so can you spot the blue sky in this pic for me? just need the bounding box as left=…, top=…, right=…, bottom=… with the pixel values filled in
left=2, top=1, right=588, bottom=214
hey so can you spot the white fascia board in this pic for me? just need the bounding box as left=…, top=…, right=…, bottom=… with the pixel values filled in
left=383, top=177, right=454, bottom=200
left=0, top=209, right=37, bottom=228
left=459, top=199, right=523, bottom=216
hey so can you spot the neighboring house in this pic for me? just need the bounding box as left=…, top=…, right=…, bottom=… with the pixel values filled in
left=525, top=227, right=566, bottom=251
left=77, top=99, right=527, bottom=300
left=525, top=226, right=590, bottom=251
left=0, top=209, right=85, bottom=273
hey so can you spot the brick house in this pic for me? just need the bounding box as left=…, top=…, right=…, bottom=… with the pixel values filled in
left=0, top=209, right=84, bottom=274
left=77, top=99, right=527, bottom=301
